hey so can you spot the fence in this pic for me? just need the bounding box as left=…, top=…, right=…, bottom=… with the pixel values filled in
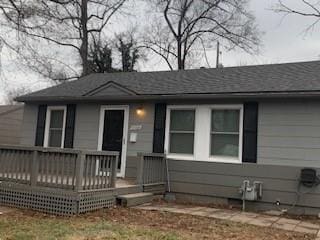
left=136, top=153, right=166, bottom=185
left=0, top=145, right=118, bottom=191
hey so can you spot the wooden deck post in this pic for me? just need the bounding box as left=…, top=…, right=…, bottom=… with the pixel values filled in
left=136, top=153, right=144, bottom=185
left=75, top=151, right=85, bottom=191
left=110, top=155, right=118, bottom=188
left=30, top=150, right=39, bottom=186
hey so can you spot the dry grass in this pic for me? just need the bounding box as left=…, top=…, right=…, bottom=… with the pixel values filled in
left=0, top=207, right=314, bottom=240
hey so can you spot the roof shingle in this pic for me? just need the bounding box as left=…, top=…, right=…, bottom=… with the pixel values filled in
left=17, top=60, right=320, bottom=101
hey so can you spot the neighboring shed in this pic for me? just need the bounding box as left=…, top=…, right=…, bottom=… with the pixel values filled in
left=0, top=105, right=24, bottom=145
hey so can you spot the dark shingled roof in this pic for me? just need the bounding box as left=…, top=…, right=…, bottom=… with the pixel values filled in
left=17, top=60, right=320, bottom=102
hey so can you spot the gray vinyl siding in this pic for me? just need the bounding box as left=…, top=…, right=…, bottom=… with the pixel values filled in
left=127, top=103, right=154, bottom=156
left=0, top=106, right=24, bottom=145
left=258, top=100, right=320, bottom=167
left=73, top=103, right=154, bottom=154
left=20, top=99, right=320, bottom=169
left=168, top=159, right=320, bottom=209
left=73, top=104, right=100, bottom=149
left=20, top=104, right=37, bottom=146
left=71, top=103, right=154, bottom=178
left=20, top=103, right=155, bottom=153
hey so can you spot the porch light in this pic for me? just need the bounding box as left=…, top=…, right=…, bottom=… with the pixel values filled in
left=136, top=106, right=145, bottom=116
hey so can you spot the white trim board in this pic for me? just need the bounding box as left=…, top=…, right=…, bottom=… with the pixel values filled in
left=164, top=104, right=243, bottom=163
left=43, top=106, right=67, bottom=148
left=97, top=105, right=129, bottom=178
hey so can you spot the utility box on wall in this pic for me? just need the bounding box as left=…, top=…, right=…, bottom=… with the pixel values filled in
left=240, top=180, right=263, bottom=201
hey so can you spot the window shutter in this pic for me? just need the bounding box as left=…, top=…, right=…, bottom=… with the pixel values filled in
left=153, top=103, right=167, bottom=153
left=242, top=102, right=258, bottom=163
left=35, top=105, right=47, bottom=146
left=64, top=104, right=76, bottom=148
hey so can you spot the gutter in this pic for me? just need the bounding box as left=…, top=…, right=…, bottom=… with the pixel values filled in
left=16, top=91, right=320, bottom=103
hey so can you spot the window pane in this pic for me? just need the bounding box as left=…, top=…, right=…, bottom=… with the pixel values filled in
left=170, top=110, right=195, bottom=131
left=170, top=133, right=194, bottom=154
left=211, top=134, right=239, bottom=157
left=212, top=110, right=239, bottom=132
left=48, top=129, right=63, bottom=147
left=50, top=110, right=64, bottom=128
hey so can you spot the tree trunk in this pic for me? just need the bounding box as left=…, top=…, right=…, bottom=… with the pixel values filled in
left=80, top=0, right=89, bottom=76
left=177, top=40, right=184, bottom=69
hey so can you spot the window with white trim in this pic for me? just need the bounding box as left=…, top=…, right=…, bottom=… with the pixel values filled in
left=44, top=106, right=66, bottom=148
left=169, top=109, right=195, bottom=154
left=165, top=105, right=243, bottom=163
left=210, top=109, right=240, bottom=157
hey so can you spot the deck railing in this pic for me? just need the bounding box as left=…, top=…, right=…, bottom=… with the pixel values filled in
left=0, top=145, right=118, bottom=191
left=136, top=153, right=166, bottom=185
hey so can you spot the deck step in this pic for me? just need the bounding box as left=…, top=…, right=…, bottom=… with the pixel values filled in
left=116, top=192, right=155, bottom=207
left=115, top=185, right=143, bottom=195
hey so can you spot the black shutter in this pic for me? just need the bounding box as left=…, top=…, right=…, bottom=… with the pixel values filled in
left=64, top=104, right=76, bottom=148
left=35, top=105, right=47, bottom=146
left=153, top=103, right=167, bottom=153
left=242, top=102, right=258, bottom=163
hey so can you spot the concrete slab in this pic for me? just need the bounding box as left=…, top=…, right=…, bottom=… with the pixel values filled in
left=134, top=203, right=320, bottom=237
left=207, top=210, right=237, bottom=220
left=248, top=217, right=274, bottom=227
left=298, top=221, right=320, bottom=230
left=264, top=210, right=283, bottom=216
left=188, top=206, right=207, bottom=212
left=273, top=222, right=296, bottom=231
left=201, top=207, right=220, bottom=214
left=277, top=218, right=301, bottom=225
left=165, top=208, right=189, bottom=214
left=192, top=210, right=212, bottom=217
left=239, top=211, right=259, bottom=218
left=168, top=204, right=189, bottom=209
left=162, top=207, right=195, bottom=214
left=258, top=215, right=280, bottom=222
left=230, top=214, right=256, bottom=224
left=294, top=226, right=318, bottom=235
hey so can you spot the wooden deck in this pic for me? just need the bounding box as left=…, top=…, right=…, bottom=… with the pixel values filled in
left=0, top=145, right=166, bottom=215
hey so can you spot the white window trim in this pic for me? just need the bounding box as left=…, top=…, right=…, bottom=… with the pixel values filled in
left=164, top=104, right=243, bottom=163
left=164, top=105, right=197, bottom=160
left=43, top=106, right=67, bottom=148
left=208, top=104, right=243, bottom=164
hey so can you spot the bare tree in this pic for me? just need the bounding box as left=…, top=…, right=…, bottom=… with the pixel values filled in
left=272, top=0, right=320, bottom=33
left=0, top=0, right=127, bottom=82
left=143, top=0, right=261, bottom=70
left=4, top=86, right=30, bottom=104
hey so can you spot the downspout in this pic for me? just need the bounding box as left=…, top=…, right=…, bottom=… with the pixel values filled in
left=165, top=154, right=171, bottom=193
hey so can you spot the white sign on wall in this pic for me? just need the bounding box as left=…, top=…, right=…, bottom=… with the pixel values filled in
left=130, top=125, right=142, bottom=130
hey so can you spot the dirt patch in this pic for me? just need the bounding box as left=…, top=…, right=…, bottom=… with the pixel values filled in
left=0, top=206, right=315, bottom=240
left=86, top=207, right=313, bottom=240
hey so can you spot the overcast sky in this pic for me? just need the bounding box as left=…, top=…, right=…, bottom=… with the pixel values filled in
left=1, top=0, right=320, bottom=104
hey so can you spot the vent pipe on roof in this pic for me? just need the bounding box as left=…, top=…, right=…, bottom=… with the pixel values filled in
left=216, top=41, right=224, bottom=68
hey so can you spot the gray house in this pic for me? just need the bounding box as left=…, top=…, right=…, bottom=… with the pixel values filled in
left=11, top=60, right=320, bottom=214
left=0, top=105, right=24, bottom=145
